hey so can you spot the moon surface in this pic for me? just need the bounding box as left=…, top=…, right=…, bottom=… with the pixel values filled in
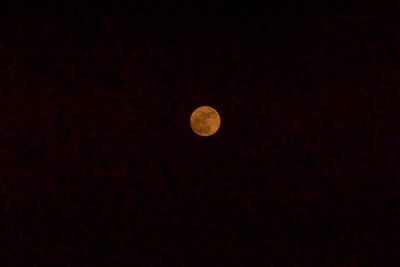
left=190, top=106, right=221, bottom=137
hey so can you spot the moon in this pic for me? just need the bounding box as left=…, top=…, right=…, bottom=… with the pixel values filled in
left=190, top=106, right=221, bottom=137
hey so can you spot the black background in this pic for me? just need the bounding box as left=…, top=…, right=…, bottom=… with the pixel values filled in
left=1, top=1, right=399, bottom=266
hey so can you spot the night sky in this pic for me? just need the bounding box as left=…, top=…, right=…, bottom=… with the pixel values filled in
left=1, top=2, right=399, bottom=266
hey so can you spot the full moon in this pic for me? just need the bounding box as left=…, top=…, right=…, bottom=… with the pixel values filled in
left=190, top=106, right=221, bottom=137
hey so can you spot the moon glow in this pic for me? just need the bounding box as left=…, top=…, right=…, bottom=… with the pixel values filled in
left=190, top=106, right=221, bottom=137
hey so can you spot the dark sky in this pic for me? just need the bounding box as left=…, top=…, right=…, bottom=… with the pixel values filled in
left=1, top=2, right=399, bottom=266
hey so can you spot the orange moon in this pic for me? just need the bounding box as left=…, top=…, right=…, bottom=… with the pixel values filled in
left=190, top=106, right=221, bottom=137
